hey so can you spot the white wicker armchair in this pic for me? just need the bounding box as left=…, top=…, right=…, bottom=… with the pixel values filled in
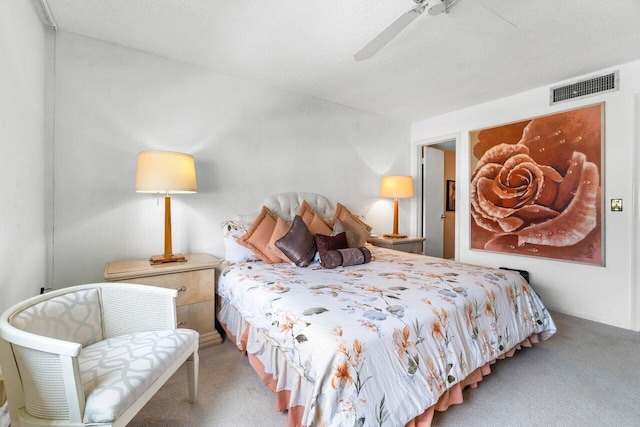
left=0, top=283, right=199, bottom=427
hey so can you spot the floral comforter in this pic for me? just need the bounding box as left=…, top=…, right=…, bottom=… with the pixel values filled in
left=218, top=246, right=556, bottom=426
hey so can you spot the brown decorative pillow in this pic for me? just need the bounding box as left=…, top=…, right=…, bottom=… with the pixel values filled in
left=315, top=232, right=348, bottom=267
left=275, top=216, right=317, bottom=267
left=238, top=206, right=286, bottom=264
left=298, top=200, right=332, bottom=235
left=322, top=247, right=372, bottom=269
left=332, top=203, right=372, bottom=247
left=321, top=250, right=344, bottom=269
left=268, top=217, right=293, bottom=263
left=340, top=247, right=371, bottom=266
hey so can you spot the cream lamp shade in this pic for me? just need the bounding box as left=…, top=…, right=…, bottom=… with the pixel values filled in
left=380, top=175, right=414, bottom=238
left=380, top=175, right=414, bottom=199
left=135, top=151, right=197, bottom=264
left=135, top=151, right=197, bottom=194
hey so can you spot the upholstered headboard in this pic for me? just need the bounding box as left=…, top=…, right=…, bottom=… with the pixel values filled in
left=234, top=192, right=334, bottom=223
left=264, top=192, right=334, bottom=221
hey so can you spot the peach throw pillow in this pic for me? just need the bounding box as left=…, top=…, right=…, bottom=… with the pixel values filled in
left=298, top=200, right=332, bottom=235
left=238, top=206, right=287, bottom=263
left=332, top=203, right=372, bottom=247
left=268, top=217, right=293, bottom=263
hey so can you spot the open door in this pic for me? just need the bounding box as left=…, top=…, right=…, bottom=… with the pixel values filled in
left=418, top=140, right=457, bottom=259
left=420, top=146, right=444, bottom=257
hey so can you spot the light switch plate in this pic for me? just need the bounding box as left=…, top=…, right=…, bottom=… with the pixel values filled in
left=611, top=199, right=623, bottom=212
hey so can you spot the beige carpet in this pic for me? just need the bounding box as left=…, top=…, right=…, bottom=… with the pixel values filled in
left=129, top=339, right=288, bottom=427
left=130, top=312, right=640, bottom=426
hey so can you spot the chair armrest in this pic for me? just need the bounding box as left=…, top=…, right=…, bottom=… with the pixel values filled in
left=99, top=282, right=179, bottom=338
left=0, top=318, right=86, bottom=424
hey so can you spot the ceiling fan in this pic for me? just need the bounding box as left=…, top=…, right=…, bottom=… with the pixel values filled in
left=353, top=0, right=513, bottom=61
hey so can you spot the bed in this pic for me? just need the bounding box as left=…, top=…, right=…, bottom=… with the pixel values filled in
left=217, top=193, right=556, bottom=426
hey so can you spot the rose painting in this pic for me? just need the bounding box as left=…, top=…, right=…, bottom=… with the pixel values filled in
left=469, top=103, right=603, bottom=266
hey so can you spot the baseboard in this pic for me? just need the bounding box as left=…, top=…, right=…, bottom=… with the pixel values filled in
left=199, top=330, right=223, bottom=348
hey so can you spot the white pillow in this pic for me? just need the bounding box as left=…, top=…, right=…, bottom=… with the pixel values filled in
left=221, top=220, right=260, bottom=263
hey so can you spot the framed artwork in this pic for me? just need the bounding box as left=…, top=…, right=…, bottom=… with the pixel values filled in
left=446, top=180, right=456, bottom=211
left=469, top=103, right=604, bottom=266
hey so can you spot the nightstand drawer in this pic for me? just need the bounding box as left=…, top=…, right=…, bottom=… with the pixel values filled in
left=386, top=240, right=423, bottom=254
left=367, top=236, right=426, bottom=254
left=120, top=269, right=215, bottom=306
left=176, top=300, right=215, bottom=335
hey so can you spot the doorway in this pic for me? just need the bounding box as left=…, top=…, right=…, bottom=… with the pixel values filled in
left=417, top=139, right=456, bottom=259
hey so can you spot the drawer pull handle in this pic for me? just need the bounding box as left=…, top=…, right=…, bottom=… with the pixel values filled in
left=178, top=320, right=187, bottom=326
left=177, top=286, right=187, bottom=293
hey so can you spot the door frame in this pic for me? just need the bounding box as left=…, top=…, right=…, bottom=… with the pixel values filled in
left=411, top=133, right=461, bottom=261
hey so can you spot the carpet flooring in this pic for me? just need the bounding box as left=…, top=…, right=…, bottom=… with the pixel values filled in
left=129, top=311, right=640, bottom=426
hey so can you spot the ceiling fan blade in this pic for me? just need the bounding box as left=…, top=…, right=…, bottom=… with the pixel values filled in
left=354, top=4, right=425, bottom=61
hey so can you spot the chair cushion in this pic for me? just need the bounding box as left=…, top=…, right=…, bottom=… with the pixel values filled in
left=79, top=329, right=198, bottom=424
left=10, top=288, right=104, bottom=347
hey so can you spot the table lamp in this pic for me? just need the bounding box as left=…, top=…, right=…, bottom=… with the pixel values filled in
left=135, top=151, right=197, bottom=264
left=381, top=175, right=414, bottom=238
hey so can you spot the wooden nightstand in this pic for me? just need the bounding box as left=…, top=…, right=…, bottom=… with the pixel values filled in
left=367, top=236, right=426, bottom=254
left=104, top=253, right=222, bottom=348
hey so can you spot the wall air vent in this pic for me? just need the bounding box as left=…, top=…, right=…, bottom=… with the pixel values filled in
left=550, top=71, right=619, bottom=105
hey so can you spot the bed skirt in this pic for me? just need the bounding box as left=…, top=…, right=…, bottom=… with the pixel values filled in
left=219, top=300, right=541, bottom=427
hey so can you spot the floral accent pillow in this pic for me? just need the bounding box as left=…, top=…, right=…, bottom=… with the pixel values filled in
left=221, top=220, right=260, bottom=263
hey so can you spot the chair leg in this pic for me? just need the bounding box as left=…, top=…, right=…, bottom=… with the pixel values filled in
left=186, top=351, right=199, bottom=403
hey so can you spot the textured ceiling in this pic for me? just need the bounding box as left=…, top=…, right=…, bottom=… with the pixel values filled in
left=43, top=0, right=640, bottom=122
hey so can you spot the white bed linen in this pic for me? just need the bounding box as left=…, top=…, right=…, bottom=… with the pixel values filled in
left=218, top=246, right=556, bottom=426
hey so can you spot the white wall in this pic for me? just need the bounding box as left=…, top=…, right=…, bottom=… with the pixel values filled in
left=412, top=61, right=640, bottom=331
left=52, top=32, right=410, bottom=286
left=0, top=1, right=49, bottom=313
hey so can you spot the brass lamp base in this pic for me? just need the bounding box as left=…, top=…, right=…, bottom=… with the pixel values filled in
left=383, top=233, right=408, bottom=239
left=149, top=253, right=187, bottom=265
